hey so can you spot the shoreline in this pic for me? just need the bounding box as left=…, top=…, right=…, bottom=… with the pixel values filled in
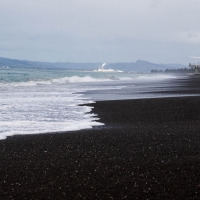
left=1, top=95, right=200, bottom=199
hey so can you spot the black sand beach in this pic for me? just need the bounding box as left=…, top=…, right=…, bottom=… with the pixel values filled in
left=1, top=76, right=200, bottom=199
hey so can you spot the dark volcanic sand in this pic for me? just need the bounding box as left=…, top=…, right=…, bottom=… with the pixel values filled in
left=1, top=77, right=200, bottom=199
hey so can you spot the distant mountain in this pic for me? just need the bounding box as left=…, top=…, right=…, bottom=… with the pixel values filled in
left=0, top=57, right=100, bottom=70
left=0, top=57, right=188, bottom=72
left=109, top=60, right=188, bottom=72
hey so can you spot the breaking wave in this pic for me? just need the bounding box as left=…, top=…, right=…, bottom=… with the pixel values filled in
left=1, top=74, right=177, bottom=87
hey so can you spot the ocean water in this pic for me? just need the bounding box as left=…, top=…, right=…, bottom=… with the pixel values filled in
left=0, top=67, right=180, bottom=139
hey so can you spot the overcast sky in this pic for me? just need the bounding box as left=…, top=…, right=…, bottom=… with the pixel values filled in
left=1, top=0, right=200, bottom=64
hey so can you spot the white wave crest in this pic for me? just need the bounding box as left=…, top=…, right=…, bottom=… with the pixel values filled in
left=52, top=76, right=106, bottom=83
left=1, top=73, right=177, bottom=88
left=1, top=76, right=108, bottom=87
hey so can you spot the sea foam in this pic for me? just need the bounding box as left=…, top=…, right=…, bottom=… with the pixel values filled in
left=0, top=68, right=178, bottom=140
left=0, top=88, right=104, bottom=140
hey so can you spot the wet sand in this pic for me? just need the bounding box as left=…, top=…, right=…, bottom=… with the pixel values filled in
left=1, top=76, right=200, bottom=199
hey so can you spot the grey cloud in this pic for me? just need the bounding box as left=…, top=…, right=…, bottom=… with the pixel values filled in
left=0, top=0, right=200, bottom=64
left=150, top=0, right=162, bottom=8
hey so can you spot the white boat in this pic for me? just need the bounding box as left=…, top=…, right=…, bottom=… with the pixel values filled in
left=94, top=63, right=123, bottom=73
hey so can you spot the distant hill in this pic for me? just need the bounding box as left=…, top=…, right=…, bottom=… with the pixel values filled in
left=0, top=57, right=188, bottom=72
left=0, top=57, right=100, bottom=70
